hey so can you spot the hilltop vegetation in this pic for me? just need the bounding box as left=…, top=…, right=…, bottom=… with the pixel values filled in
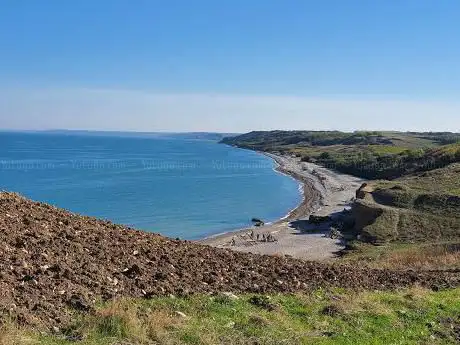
left=316, top=142, right=460, bottom=180
left=221, top=130, right=460, bottom=150
left=339, top=163, right=460, bottom=270
left=221, top=131, right=460, bottom=179
left=347, top=163, right=460, bottom=242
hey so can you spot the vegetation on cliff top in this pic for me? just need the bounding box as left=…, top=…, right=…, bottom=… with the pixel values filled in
left=221, top=131, right=460, bottom=179
left=347, top=163, right=460, bottom=243
left=221, top=131, right=460, bottom=149
left=340, top=163, right=460, bottom=268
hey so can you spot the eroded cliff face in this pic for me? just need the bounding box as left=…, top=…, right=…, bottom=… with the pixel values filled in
left=355, top=183, right=373, bottom=200
left=349, top=200, right=399, bottom=243
left=350, top=183, right=392, bottom=243
left=349, top=182, right=460, bottom=244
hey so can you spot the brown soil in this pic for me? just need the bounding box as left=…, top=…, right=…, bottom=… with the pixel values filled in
left=0, top=192, right=458, bottom=328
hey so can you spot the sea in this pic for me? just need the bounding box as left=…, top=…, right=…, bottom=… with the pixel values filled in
left=0, top=131, right=302, bottom=239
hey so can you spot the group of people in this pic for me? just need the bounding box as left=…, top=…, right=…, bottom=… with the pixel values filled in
left=230, top=230, right=277, bottom=246
left=249, top=230, right=277, bottom=243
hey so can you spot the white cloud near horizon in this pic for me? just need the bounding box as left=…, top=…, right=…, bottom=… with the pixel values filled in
left=0, top=88, right=459, bottom=133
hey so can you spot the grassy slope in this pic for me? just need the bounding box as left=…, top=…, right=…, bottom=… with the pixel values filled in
left=220, top=130, right=456, bottom=149
left=221, top=131, right=460, bottom=149
left=351, top=163, right=460, bottom=243
left=292, top=142, right=459, bottom=180
left=374, top=161, right=460, bottom=197
left=342, top=164, right=460, bottom=269
left=341, top=242, right=460, bottom=270
left=3, top=288, right=459, bottom=345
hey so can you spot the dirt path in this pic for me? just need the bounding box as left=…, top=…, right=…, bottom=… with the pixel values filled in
left=201, top=154, right=365, bottom=260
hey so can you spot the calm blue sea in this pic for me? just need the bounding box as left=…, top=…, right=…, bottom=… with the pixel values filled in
left=0, top=132, right=301, bottom=239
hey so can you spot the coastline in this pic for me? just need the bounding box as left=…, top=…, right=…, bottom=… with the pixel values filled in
left=200, top=151, right=365, bottom=260
left=198, top=152, right=320, bottom=242
left=265, top=152, right=323, bottom=223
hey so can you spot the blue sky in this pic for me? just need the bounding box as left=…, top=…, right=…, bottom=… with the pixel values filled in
left=1, top=1, right=459, bottom=132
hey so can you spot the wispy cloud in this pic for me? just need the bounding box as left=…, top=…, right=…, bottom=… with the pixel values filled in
left=1, top=88, right=459, bottom=132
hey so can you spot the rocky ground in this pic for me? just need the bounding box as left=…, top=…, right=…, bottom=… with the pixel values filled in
left=0, top=192, right=459, bottom=329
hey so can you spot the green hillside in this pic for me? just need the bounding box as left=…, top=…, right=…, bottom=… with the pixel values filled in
left=222, top=131, right=460, bottom=179
left=221, top=130, right=460, bottom=150
left=350, top=163, right=460, bottom=243
left=342, top=163, right=460, bottom=269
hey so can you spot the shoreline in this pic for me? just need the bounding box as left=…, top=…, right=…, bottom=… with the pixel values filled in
left=265, top=152, right=323, bottom=223
left=199, top=152, right=322, bottom=242
left=200, top=151, right=365, bottom=260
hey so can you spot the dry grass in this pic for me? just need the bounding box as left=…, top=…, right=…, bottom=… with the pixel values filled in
left=0, top=324, right=17, bottom=345
left=345, top=243, right=460, bottom=271
left=87, top=299, right=183, bottom=344
left=341, top=241, right=460, bottom=271
left=375, top=244, right=460, bottom=270
left=0, top=322, right=33, bottom=345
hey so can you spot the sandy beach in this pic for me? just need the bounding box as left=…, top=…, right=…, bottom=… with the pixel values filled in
left=200, top=153, right=364, bottom=260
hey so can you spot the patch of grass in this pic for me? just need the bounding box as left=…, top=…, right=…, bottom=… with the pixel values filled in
left=375, top=163, right=460, bottom=197
left=349, top=200, right=460, bottom=244
left=3, top=289, right=460, bottom=344
left=342, top=242, right=460, bottom=271
left=375, top=243, right=460, bottom=270
left=370, top=145, right=408, bottom=155
left=0, top=322, right=28, bottom=345
left=349, top=164, right=460, bottom=246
